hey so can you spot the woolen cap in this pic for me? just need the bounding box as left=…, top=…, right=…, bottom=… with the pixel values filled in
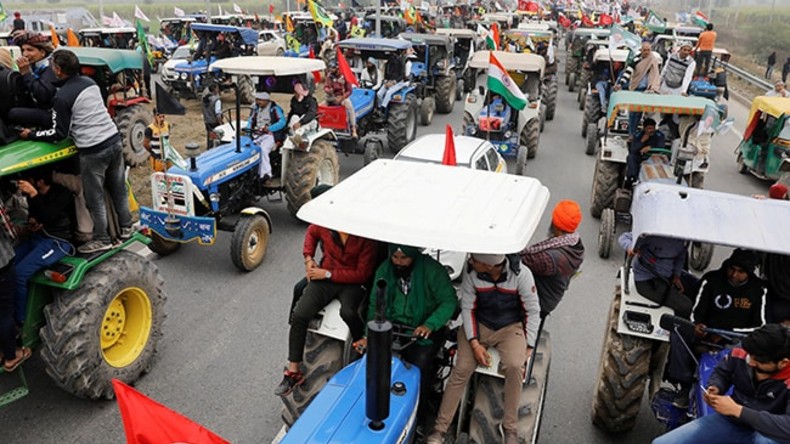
left=254, top=91, right=271, bottom=100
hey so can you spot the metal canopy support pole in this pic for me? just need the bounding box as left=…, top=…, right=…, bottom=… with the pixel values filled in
left=99, top=0, right=104, bottom=23
left=206, top=0, right=212, bottom=24
left=376, top=0, right=381, bottom=37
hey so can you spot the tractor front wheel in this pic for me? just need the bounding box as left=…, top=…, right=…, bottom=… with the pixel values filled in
left=285, top=140, right=340, bottom=216
left=115, top=105, right=152, bottom=167
left=238, top=75, right=255, bottom=105
left=148, top=232, right=181, bottom=257
left=598, top=208, right=616, bottom=259
left=420, top=97, right=435, bottom=126
left=545, top=77, right=558, bottom=121
left=231, top=213, right=270, bottom=272
left=39, top=251, right=165, bottom=399
left=516, top=145, right=528, bottom=176
left=522, top=118, right=540, bottom=159
left=590, top=156, right=621, bottom=219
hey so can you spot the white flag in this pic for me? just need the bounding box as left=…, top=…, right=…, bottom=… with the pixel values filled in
left=174, top=7, right=185, bottom=18
left=102, top=15, right=113, bottom=26
left=233, top=3, right=244, bottom=14
left=111, top=12, right=125, bottom=28
left=135, top=6, right=150, bottom=22
left=218, top=5, right=224, bottom=16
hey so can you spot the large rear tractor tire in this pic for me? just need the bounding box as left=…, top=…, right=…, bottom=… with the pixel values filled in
left=281, top=333, right=344, bottom=428
left=387, top=96, right=418, bottom=153
left=115, top=105, right=152, bottom=167
left=585, top=124, right=599, bottom=156
left=435, top=75, right=456, bottom=114
left=39, top=251, right=166, bottom=399
left=591, top=290, right=653, bottom=432
left=148, top=232, right=181, bottom=257
left=590, top=156, right=621, bottom=219
left=689, top=242, right=714, bottom=272
left=522, top=118, right=540, bottom=160
left=285, top=140, right=340, bottom=217
left=238, top=75, right=255, bottom=105
left=598, top=208, right=616, bottom=259
left=230, top=213, right=270, bottom=272
left=545, top=77, right=558, bottom=121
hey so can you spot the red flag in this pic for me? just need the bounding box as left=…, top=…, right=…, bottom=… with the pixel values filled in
left=598, top=13, right=613, bottom=26
left=112, top=380, right=229, bottom=444
left=581, top=15, right=594, bottom=27
left=336, top=47, right=359, bottom=87
left=490, top=22, right=500, bottom=50
left=558, top=14, right=571, bottom=28
left=269, top=4, right=275, bottom=14
left=442, top=124, right=457, bottom=166
left=308, top=46, right=321, bottom=83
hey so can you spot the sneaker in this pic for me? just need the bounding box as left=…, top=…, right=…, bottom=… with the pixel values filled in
left=120, top=226, right=134, bottom=240
left=77, top=240, right=113, bottom=254
left=274, top=370, right=304, bottom=396
left=424, top=430, right=445, bottom=444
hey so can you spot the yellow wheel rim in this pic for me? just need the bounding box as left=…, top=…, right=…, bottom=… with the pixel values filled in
left=100, top=287, right=152, bottom=368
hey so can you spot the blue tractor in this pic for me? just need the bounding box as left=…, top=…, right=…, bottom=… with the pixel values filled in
left=140, top=57, right=339, bottom=271
left=322, top=38, right=419, bottom=157
left=276, top=160, right=554, bottom=444
left=400, top=33, right=458, bottom=126
left=171, top=23, right=259, bottom=103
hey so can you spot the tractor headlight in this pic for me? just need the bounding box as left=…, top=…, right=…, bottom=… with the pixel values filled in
left=392, top=94, right=403, bottom=101
left=469, top=127, right=477, bottom=135
left=209, top=193, right=220, bottom=203
left=504, top=130, right=513, bottom=139
left=180, top=72, right=188, bottom=80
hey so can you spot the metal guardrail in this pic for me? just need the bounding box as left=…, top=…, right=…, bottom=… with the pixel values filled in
left=718, top=59, right=774, bottom=92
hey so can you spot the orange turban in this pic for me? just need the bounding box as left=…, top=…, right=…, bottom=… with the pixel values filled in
left=552, top=200, right=582, bottom=233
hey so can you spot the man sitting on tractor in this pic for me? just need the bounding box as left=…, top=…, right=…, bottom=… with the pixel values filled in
left=614, top=41, right=661, bottom=137
left=593, top=61, right=624, bottom=111
left=666, top=249, right=768, bottom=409
left=653, top=324, right=790, bottom=444
left=625, top=117, right=666, bottom=188
left=286, top=80, right=318, bottom=146
left=7, top=32, right=57, bottom=128
left=352, top=244, right=457, bottom=396
left=427, top=253, right=541, bottom=444
left=276, top=193, right=378, bottom=397
left=377, top=48, right=410, bottom=109
left=360, top=57, right=382, bottom=90
left=323, top=60, right=358, bottom=139
left=247, top=92, right=286, bottom=182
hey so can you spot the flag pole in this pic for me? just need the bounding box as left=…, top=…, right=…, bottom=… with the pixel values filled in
left=485, top=89, right=490, bottom=142
left=99, top=0, right=105, bottom=24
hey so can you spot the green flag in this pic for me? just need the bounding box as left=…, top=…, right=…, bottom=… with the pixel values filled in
left=135, top=19, right=154, bottom=66
left=645, top=10, right=666, bottom=33
left=308, top=0, right=333, bottom=28
left=0, top=2, right=7, bottom=23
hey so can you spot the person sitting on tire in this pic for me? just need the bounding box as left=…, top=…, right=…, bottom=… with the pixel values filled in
left=427, top=253, right=541, bottom=444
left=624, top=117, right=666, bottom=187
left=666, top=249, right=767, bottom=409
left=247, top=92, right=286, bottom=181
left=323, top=60, right=358, bottom=139
left=519, top=200, right=585, bottom=316
left=276, top=192, right=378, bottom=397
left=7, top=32, right=57, bottom=128
left=286, top=80, right=318, bottom=146
left=619, top=232, right=697, bottom=318
left=653, top=324, right=790, bottom=444
left=352, top=244, right=457, bottom=396
left=12, top=169, right=76, bottom=327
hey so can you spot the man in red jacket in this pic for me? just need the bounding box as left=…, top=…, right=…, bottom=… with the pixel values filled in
left=276, top=186, right=378, bottom=396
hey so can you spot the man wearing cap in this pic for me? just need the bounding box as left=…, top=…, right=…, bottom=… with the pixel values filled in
left=666, top=249, right=768, bottom=408
left=247, top=92, right=286, bottom=181
left=323, top=61, right=357, bottom=138
left=12, top=12, right=25, bottom=32
left=143, top=109, right=171, bottom=172
left=660, top=43, right=696, bottom=96
left=427, top=253, right=541, bottom=444
left=520, top=200, right=585, bottom=316
left=765, top=80, right=789, bottom=98
left=7, top=32, right=57, bottom=128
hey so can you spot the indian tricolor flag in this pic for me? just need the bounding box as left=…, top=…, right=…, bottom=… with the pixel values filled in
left=486, top=23, right=500, bottom=50
left=487, top=53, right=527, bottom=111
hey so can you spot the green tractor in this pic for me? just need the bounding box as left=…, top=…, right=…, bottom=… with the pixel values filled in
left=0, top=139, right=166, bottom=406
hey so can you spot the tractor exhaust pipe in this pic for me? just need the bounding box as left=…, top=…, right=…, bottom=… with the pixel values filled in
left=366, top=279, right=391, bottom=431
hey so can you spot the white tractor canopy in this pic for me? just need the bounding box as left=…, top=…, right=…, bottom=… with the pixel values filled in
left=630, top=182, right=790, bottom=255
left=593, top=48, right=630, bottom=63
left=469, top=50, right=545, bottom=75
left=435, top=28, right=478, bottom=39
left=210, top=56, right=326, bottom=75
left=297, top=160, right=550, bottom=254
left=517, top=22, right=550, bottom=31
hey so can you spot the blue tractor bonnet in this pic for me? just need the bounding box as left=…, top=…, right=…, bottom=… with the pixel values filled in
left=190, top=23, right=259, bottom=46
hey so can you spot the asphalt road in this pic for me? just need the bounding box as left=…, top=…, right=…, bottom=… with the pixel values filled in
left=2, top=59, right=769, bottom=444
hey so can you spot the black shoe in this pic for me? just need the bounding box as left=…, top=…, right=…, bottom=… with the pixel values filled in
left=274, top=370, right=304, bottom=397
left=672, top=386, right=691, bottom=409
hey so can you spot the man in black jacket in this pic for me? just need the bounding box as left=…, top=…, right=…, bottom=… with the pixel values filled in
left=286, top=80, right=318, bottom=144
left=653, top=324, right=790, bottom=444
left=19, top=50, right=133, bottom=254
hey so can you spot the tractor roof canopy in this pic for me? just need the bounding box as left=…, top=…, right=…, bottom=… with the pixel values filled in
left=211, top=56, right=325, bottom=76
left=79, top=27, right=137, bottom=35
left=434, top=28, right=477, bottom=38
left=593, top=48, right=629, bottom=63
left=573, top=28, right=611, bottom=38
left=504, top=29, right=553, bottom=39
left=190, top=23, right=259, bottom=46
left=0, top=139, right=76, bottom=178
left=297, top=159, right=549, bottom=254
left=64, top=47, right=144, bottom=73
left=338, top=38, right=412, bottom=52
left=606, top=91, right=715, bottom=127
left=749, top=96, right=790, bottom=119
left=399, top=33, right=452, bottom=49
left=630, top=182, right=790, bottom=256
left=469, top=50, right=545, bottom=75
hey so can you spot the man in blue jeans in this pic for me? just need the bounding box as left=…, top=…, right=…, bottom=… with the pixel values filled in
left=653, top=324, right=790, bottom=444
left=20, top=49, right=132, bottom=253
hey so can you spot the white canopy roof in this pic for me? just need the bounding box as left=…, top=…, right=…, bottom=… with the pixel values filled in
left=210, top=57, right=325, bottom=75
left=297, top=160, right=550, bottom=254
left=469, top=50, right=545, bottom=73
left=631, top=182, right=790, bottom=255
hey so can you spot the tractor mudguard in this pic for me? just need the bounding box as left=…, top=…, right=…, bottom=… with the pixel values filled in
left=388, top=85, right=416, bottom=104
left=282, top=129, right=337, bottom=152
left=598, top=136, right=630, bottom=164
left=240, top=207, right=273, bottom=232
left=516, top=105, right=540, bottom=134
left=308, top=299, right=350, bottom=342
left=615, top=267, right=674, bottom=342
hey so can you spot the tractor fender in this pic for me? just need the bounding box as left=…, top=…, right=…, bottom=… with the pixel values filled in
left=616, top=266, right=673, bottom=342
left=598, top=137, right=629, bottom=164
left=388, top=85, right=417, bottom=103
left=282, top=129, right=337, bottom=152
left=239, top=207, right=273, bottom=233
left=516, top=105, right=540, bottom=134
left=308, top=299, right=350, bottom=342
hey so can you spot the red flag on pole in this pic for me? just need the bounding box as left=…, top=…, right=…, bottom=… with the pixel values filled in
left=112, top=379, right=230, bottom=444
left=269, top=4, right=275, bottom=14
left=336, top=47, right=359, bottom=87
left=558, top=14, right=571, bottom=28
left=308, top=46, right=321, bottom=83
left=442, top=124, right=457, bottom=166
left=598, top=13, right=613, bottom=26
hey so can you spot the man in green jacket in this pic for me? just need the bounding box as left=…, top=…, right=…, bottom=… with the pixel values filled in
left=353, top=244, right=457, bottom=390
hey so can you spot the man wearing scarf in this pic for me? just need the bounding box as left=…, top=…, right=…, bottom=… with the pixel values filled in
left=353, top=245, right=457, bottom=391
left=8, top=32, right=57, bottom=128
left=520, top=200, right=585, bottom=316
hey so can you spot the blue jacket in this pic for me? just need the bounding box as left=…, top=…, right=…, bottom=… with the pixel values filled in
left=247, top=102, right=286, bottom=135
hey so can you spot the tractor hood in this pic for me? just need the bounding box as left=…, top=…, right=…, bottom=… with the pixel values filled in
left=174, top=58, right=212, bottom=74
left=297, top=159, right=549, bottom=254
left=0, top=139, right=76, bottom=177
left=166, top=137, right=259, bottom=189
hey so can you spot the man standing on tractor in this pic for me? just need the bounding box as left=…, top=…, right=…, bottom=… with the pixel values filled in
left=614, top=41, right=661, bottom=137
left=7, top=32, right=57, bottom=128
left=653, top=324, right=790, bottom=444
left=324, top=60, right=358, bottom=139
left=427, top=253, right=541, bottom=444
left=276, top=199, right=378, bottom=397
left=666, top=249, right=768, bottom=409
left=201, top=83, right=223, bottom=149
left=693, top=23, right=717, bottom=77
left=247, top=92, right=286, bottom=181
left=660, top=42, right=696, bottom=96
left=0, top=200, right=31, bottom=372
left=19, top=50, right=133, bottom=254
left=143, top=109, right=171, bottom=173
left=520, top=200, right=585, bottom=316
left=286, top=80, right=318, bottom=146
left=352, top=244, right=457, bottom=394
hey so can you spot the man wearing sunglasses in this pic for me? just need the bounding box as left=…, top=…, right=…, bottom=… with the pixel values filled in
left=653, top=324, right=790, bottom=444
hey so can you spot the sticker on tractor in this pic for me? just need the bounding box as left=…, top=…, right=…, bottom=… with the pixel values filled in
left=139, top=207, right=217, bottom=245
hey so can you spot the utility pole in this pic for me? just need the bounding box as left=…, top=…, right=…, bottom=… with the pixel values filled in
left=206, top=0, right=212, bottom=23
left=99, top=0, right=104, bottom=22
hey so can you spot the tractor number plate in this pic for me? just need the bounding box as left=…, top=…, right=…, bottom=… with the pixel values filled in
left=151, top=173, right=195, bottom=217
